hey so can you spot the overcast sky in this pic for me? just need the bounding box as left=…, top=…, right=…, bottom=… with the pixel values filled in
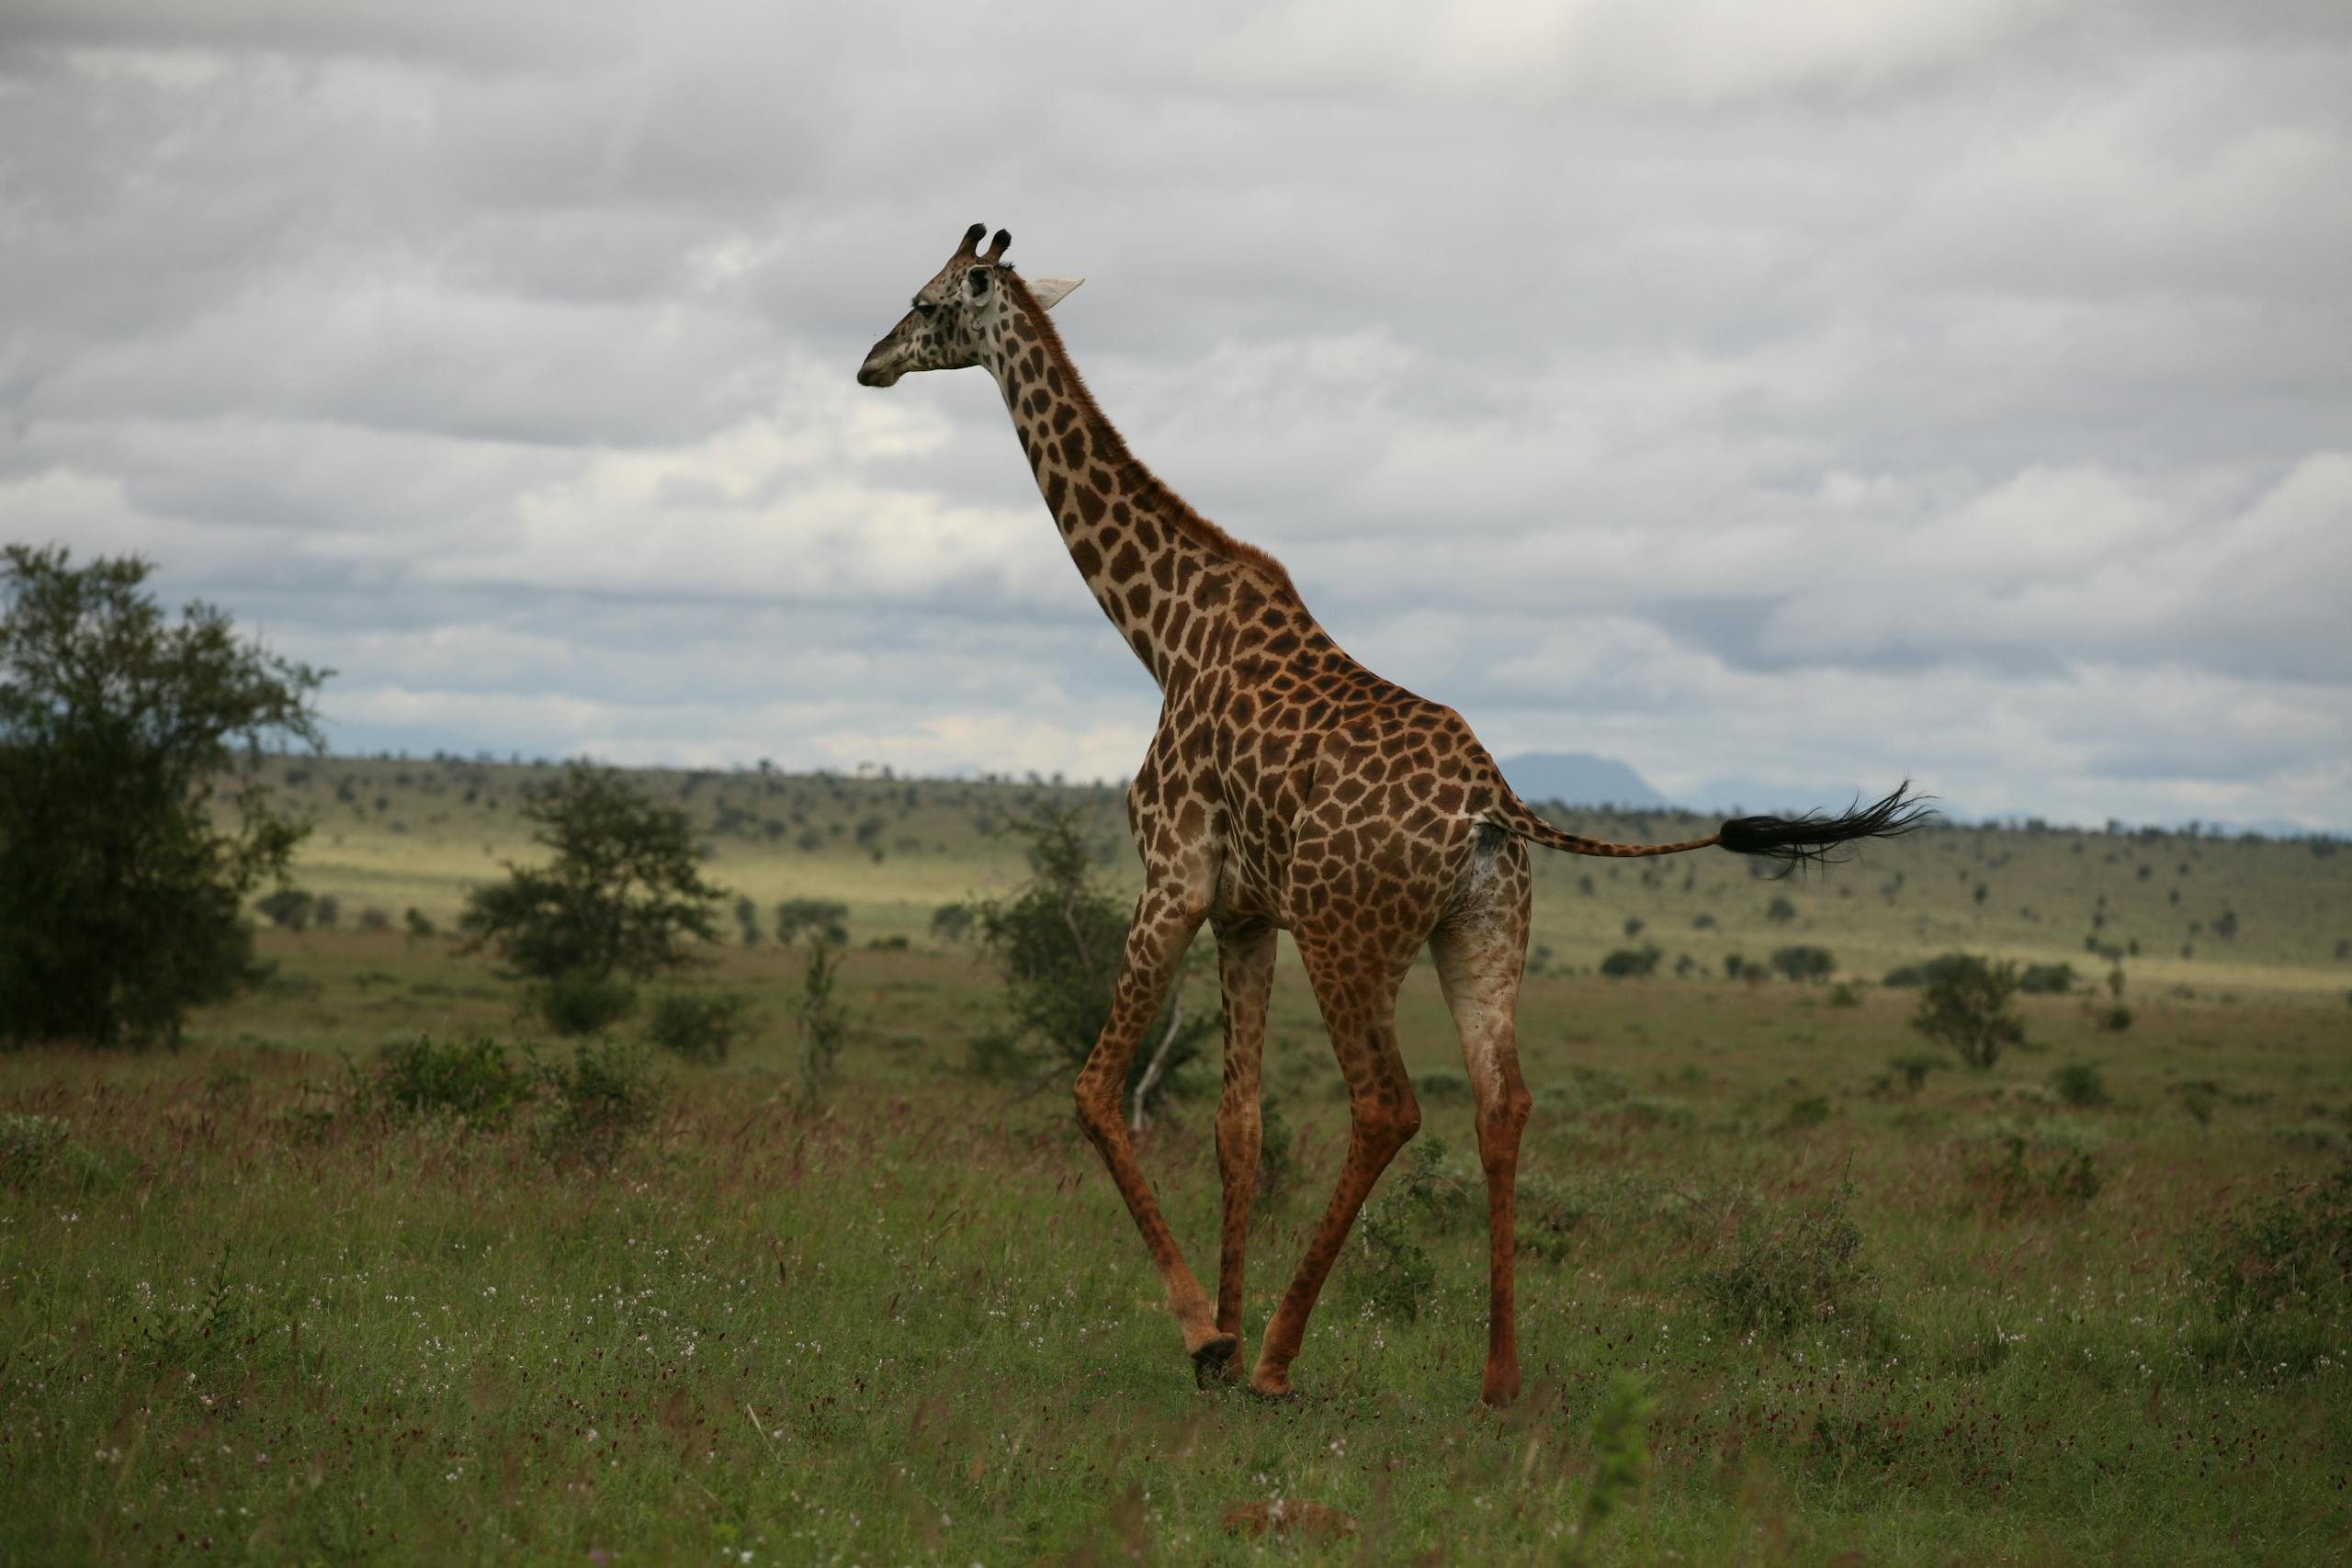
left=6, top=1, right=2348, bottom=828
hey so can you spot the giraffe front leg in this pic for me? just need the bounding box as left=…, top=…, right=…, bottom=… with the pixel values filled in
left=1072, top=884, right=1229, bottom=1378
left=1209, top=919, right=1277, bottom=1380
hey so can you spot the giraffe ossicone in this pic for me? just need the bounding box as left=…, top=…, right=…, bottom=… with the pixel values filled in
left=857, top=222, right=1931, bottom=1406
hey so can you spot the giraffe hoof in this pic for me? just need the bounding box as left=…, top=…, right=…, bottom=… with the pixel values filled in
left=1191, top=1334, right=1241, bottom=1389
left=1246, top=1368, right=1296, bottom=1401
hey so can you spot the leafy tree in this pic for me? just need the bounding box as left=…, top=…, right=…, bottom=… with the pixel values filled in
left=458, top=764, right=725, bottom=1018
left=1599, top=947, right=1661, bottom=978
left=1770, top=944, right=1837, bottom=983
left=255, top=888, right=317, bottom=931
left=973, top=805, right=1214, bottom=1127
left=1764, top=895, right=1798, bottom=925
left=1910, top=953, right=2025, bottom=1070
left=775, top=897, right=849, bottom=946
left=0, top=547, right=324, bottom=1046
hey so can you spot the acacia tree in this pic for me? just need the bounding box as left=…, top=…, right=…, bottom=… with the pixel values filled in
left=0, top=547, right=325, bottom=1046
left=459, top=764, right=726, bottom=1029
left=1910, top=953, right=2025, bottom=1070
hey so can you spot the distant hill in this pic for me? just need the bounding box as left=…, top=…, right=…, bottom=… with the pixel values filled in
left=1497, top=752, right=1669, bottom=810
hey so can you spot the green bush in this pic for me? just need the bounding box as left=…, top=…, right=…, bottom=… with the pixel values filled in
left=256, top=887, right=315, bottom=931
left=534, top=1040, right=663, bottom=1167
left=1599, top=946, right=1660, bottom=978
left=364, top=1036, right=534, bottom=1127
left=793, top=937, right=851, bottom=1108
left=644, top=990, right=751, bottom=1063
left=1958, top=1127, right=2102, bottom=1214
left=2192, top=1163, right=2352, bottom=1324
left=2049, top=1061, right=2109, bottom=1107
left=1888, top=1053, right=1946, bottom=1092
left=775, top=898, right=850, bottom=946
left=1341, top=1137, right=1477, bottom=1321
left=1253, top=1095, right=1297, bottom=1207
left=1910, top=953, right=2025, bottom=1070
left=2018, top=963, right=2076, bottom=995
left=0, top=1112, right=120, bottom=1193
left=1770, top=945, right=1836, bottom=983
left=528, top=971, right=639, bottom=1036
left=1783, top=1095, right=1833, bottom=1130
left=1692, top=1184, right=1879, bottom=1338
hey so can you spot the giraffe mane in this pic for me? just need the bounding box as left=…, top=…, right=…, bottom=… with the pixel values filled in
left=1001, top=270, right=1296, bottom=595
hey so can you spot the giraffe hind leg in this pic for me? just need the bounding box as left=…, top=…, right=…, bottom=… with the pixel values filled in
left=1430, top=841, right=1535, bottom=1406
left=1249, top=934, right=1419, bottom=1398
left=1207, top=917, right=1277, bottom=1382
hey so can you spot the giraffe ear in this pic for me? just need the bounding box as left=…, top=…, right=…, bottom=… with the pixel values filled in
left=1027, top=276, right=1084, bottom=311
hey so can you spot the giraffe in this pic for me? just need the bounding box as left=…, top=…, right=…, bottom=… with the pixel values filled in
left=857, top=223, right=1929, bottom=1404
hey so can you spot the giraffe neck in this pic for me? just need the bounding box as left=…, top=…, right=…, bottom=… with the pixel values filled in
left=985, top=283, right=1288, bottom=692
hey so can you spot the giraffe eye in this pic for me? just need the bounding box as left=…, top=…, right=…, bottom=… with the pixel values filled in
left=912, top=298, right=934, bottom=316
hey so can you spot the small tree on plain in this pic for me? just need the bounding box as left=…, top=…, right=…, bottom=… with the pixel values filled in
left=1910, top=953, right=2025, bottom=1070
left=0, top=547, right=325, bottom=1046
left=1770, top=944, right=1837, bottom=983
left=458, top=764, right=726, bottom=1031
left=972, top=805, right=1214, bottom=1128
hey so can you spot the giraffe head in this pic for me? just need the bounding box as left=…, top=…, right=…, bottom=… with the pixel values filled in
left=856, top=222, right=1081, bottom=388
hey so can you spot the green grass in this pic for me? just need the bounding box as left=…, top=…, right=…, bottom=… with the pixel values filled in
left=5, top=758, right=2346, bottom=1562
left=6, top=919, right=2352, bottom=1563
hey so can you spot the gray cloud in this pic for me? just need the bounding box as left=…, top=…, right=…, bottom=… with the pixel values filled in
left=4, top=1, right=2348, bottom=829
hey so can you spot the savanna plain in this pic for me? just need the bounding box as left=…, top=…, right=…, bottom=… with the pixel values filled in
left=6, top=757, right=2350, bottom=1565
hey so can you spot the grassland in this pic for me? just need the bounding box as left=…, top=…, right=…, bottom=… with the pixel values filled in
left=5, top=756, right=2351, bottom=1564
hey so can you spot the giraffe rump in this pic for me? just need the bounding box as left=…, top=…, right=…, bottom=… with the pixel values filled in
left=1714, top=782, right=1937, bottom=874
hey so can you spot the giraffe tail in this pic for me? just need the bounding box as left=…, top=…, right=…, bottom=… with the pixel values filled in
left=1484, top=781, right=1935, bottom=875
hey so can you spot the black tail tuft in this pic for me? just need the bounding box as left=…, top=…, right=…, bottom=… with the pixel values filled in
left=1716, top=782, right=1938, bottom=877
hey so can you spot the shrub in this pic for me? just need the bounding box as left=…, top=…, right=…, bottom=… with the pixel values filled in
left=1958, top=1127, right=2102, bottom=1214
left=1566, top=1374, right=1655, bottom=1568
left=1770, top=945, right=1836, bottom=983
left=1692, top=1184, right=1879, bottom=1337
left=645, top=990, right=752, bottom=1063
left=403, top=907, right=436, bottom=940
left=2173, top=1079, right=2220, bottom=1125
left=1764, top=895, right=1798, bottom=925
left=1599, top=946, right=1660, bottom=978
left=2049, top=1061, right=2109, bottom=1107
left=970, top=806, right=1213, bottom=1124
left=775, top=898, right=849, bottom=946
left=1, top=1113, right=119, bottom=1192
left=256, top=888, right=315, bottom=931
left=528, top=971, right=639, bottom=1036
left=1910, top=953, right=2024, bottom=1070
left=1417, top=1068, right=1472, bottom=1102
left=1340, top=1139, right=1470, bottom=1321
left=364, top=1036, right=534, bottom=1127
left=2018, top=963, right=2076, bottom=995
left=929, top=902, right=975, bottom=944
left=1827, top=982, right=1860, bottom=1008
left=1253, top=1095, right=1297, bottom=1207
left=1783, top=1095, right=1833, bottom=1130
left=535, top=1039, right=662, bottom=1166
left=793, top=937, right=851, bottom=1108
left=1889, top=1053, right=1948, bottom=1092
left=313, top=894, right=341, bottom=930
left=2191, top=1163, right=2352, bottom=1324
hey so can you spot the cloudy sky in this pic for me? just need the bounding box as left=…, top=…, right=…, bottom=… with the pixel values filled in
left=6, top=1, right=2348, bottom=829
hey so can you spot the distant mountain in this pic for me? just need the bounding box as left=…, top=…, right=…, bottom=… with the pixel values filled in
left=1496, top=752, right=1670, bottom=810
